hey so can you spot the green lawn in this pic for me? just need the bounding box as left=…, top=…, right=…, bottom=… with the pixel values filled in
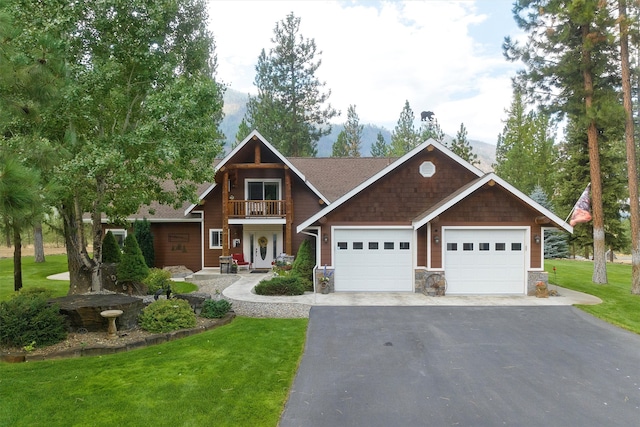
left=0, top=317, right=308, bottom=426
left=545, top=259, right=640, bottom=334
left=0, top=254, right=70, bottom=301
left=0, top=255, right=197, bottom=301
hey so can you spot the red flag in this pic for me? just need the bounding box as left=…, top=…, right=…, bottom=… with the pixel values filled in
left=569, top=184, right=592, bottom=226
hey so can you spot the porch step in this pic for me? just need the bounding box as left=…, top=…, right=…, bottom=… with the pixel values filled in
left=188, top=269, right=221, bottom=281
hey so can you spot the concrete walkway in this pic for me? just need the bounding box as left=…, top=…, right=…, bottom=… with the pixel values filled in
left=48, top=271, right=601, bottom=306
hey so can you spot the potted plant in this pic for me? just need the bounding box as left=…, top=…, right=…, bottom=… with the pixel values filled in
left=318, top=265, right=333, bottom=294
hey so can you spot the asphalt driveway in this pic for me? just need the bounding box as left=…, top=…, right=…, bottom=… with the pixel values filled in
left=279, top=306, right=640, bottom=427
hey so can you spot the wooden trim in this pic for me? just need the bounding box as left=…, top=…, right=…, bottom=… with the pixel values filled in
left=225, top=163, right=286, bottom=170
left=285, top=169, right=293, bottom=254
left=254, top=143, right=261, bottom=164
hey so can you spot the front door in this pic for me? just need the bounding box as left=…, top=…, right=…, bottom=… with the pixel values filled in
left=246, top=227, right=282, bottom=269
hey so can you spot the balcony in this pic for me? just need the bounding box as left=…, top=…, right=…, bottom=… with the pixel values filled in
left=228, top=200, right=286, bottom=218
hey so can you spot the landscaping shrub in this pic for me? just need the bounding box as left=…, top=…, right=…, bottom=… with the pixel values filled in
left=134, top=218, right=155, bottom=268
left=0, top=293, right=66, bottom=348
left=201, top=299, right=233, bottom=319
left=18, top=287, right=55, bottom=299
left=254, top=276, right=305, bottom=296
left=117, top=234, right=150, bottom=284
left=143, top=268, right=173, bottom=295
left=102, top=231, right=122, bottom=263
left=291, top=239, right=314, bottom=281
left=139, top=299, right=196, bottom=333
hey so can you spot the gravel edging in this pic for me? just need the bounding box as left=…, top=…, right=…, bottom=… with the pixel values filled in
left=193, top=275, right=311, bottom=318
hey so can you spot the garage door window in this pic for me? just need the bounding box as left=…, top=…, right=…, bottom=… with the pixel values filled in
left=479, top=243, right=490, bottom=251
left=495, top=243, right=506, bottom=251
left=337, top=242, right=347, bottom=250
left=369, top=242, right=379, bottom=249
left=400, top=242, right=410, bottom=250
left=511, top=243, right=522, bottom=251
left=353, top=242, right=363, bottom=250
left=384, top=242, right=394, bottom=250
left=447, top=243, right=458, bottom=251
left=463, top=243, right=474, bottom=251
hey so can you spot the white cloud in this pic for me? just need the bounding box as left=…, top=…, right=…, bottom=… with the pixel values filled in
left=208, top=0, right=521, bottom=144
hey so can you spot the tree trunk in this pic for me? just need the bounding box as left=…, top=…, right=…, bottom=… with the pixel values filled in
left=13, top=227, right=22, bottom=292
left=619, top=0, right=640, bottom=295
left=62, top=201, right=94, bottom=295
left=33, top=223, right=45, bottom=263
left=582, top=24, right=607, bottom=284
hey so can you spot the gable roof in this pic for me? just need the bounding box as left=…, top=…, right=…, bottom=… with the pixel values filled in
left=296, top=138, right=485, bottom=232
left=185, top=130, right=330, bottom=215
left=411, top=173, right=573, bottom=233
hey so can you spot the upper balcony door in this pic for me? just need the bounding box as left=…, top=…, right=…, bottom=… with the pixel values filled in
left=245, top=179, right=282, bottom=216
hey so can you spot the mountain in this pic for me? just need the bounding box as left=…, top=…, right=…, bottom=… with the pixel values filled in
left=221, top=88, right=495, bottom=171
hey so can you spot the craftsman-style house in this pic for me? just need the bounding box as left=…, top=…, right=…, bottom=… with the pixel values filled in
left=106, top=130, right=571, bottom=295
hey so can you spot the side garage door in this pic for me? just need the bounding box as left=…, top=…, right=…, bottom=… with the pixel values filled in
left=334, top=228, right=413, bottom=292
left=444, top=228, right=526, bottom=294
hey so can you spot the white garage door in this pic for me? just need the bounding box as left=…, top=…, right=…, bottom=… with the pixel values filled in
left=334, top=229, right=413, bottom=292
left=444, top=229, right=526, bottom=294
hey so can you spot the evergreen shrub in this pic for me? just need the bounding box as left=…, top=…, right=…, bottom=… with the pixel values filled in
left=291, top=239, right=314, bottom=281
left=102, top=231, right=122, bottom=263
left=254, top=276, right=305, bottom=296
left=134, top=219, right=155, bottom=268
left=117, top=234, right=150, bottom=284
left=139, top=299, right=196, bottom=333
left=143, top=268, right=173, bottom=294
left=0, top=293, right=66, bottom=348
left=201, top=299, right=233, bottom=319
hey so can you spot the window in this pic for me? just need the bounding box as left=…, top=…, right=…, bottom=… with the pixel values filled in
left=209, top=229, right=223, bottom=249
left=447, top=243, right=458, bottom=251
left=463, top=243, right=474, bottom=251
left=495, top=243, right=506, bottom=251
left=353, top=242, right=363, bottom=250
left=479, top=243, right=490, bottom=251
left=511, top=243, right=522, bottom=251
left=247, top=180, right=280, bottom=200
left=400, top=242, right=410, bottom=250
left=337, top=242, right=347, bottom=250
left=369, top=242, right=379, bottom=250
left=384, top=242, right=394, bottom=250
left=108, top=229, right=127, bottom=248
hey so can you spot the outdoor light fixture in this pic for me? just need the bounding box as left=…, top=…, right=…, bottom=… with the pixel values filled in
left=534, top=234, right=541, bottom=244
left=323, top=234, right=328, bottom=243
left=433, top=233, right=440, bottom=244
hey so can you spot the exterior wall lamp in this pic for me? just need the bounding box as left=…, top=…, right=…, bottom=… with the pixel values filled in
left=433, top=233, right=440, bottom=244
left=323, top=234, right=328, bottom=243
left=534, top=234, right=541, bottom=244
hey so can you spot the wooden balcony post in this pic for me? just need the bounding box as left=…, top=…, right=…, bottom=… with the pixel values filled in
left=222, top=171, right=229, bottom=256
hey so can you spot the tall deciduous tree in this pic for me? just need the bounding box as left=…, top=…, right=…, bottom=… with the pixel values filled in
left=7, top=0, right=226, bottom=294
left=449, top=123, right=478, bottom=165
left=505, top=0, right=620, bottom=283
left=370, top=131, right=389, bottom=157
left=390, top=100, right=420, bottom=156
left=245, top=12, right=338, bottom=157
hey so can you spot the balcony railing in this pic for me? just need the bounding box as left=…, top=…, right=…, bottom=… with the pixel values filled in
left=228, top=200, right=286, bottom=218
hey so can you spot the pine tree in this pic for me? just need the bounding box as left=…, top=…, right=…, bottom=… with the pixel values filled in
left=505, top=0, right=619, bottom=283
left=331, top=131, right=349, bottom=157
left=390, top=100, right=420, bottom=156
left=234, top=118, right=251, bottom=148
left=370, top=131, right=389, bottom=157
left=134, top=219, right=155, bottom=268
left=419, top=118, right=445, bottom=143
left=245, top=12, right=338, bottom=156
left=449, top=123, right=478, bottom=165
left=342, top=105, right=362, bottom=157
left=117, top=234, right=150, bottom=286
left=102, top=231, right=122, bottom=263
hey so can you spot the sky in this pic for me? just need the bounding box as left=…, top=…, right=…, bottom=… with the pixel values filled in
left=207, top=0, right=523, bottom=145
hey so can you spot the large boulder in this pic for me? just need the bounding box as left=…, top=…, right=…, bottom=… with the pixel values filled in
left=50, top=294, right=144, bottom=332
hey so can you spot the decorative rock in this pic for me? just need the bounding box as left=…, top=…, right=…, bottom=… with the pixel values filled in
left=50, top=294, right=144, bottom=331
left=163, top=265, right=194, bottom=278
